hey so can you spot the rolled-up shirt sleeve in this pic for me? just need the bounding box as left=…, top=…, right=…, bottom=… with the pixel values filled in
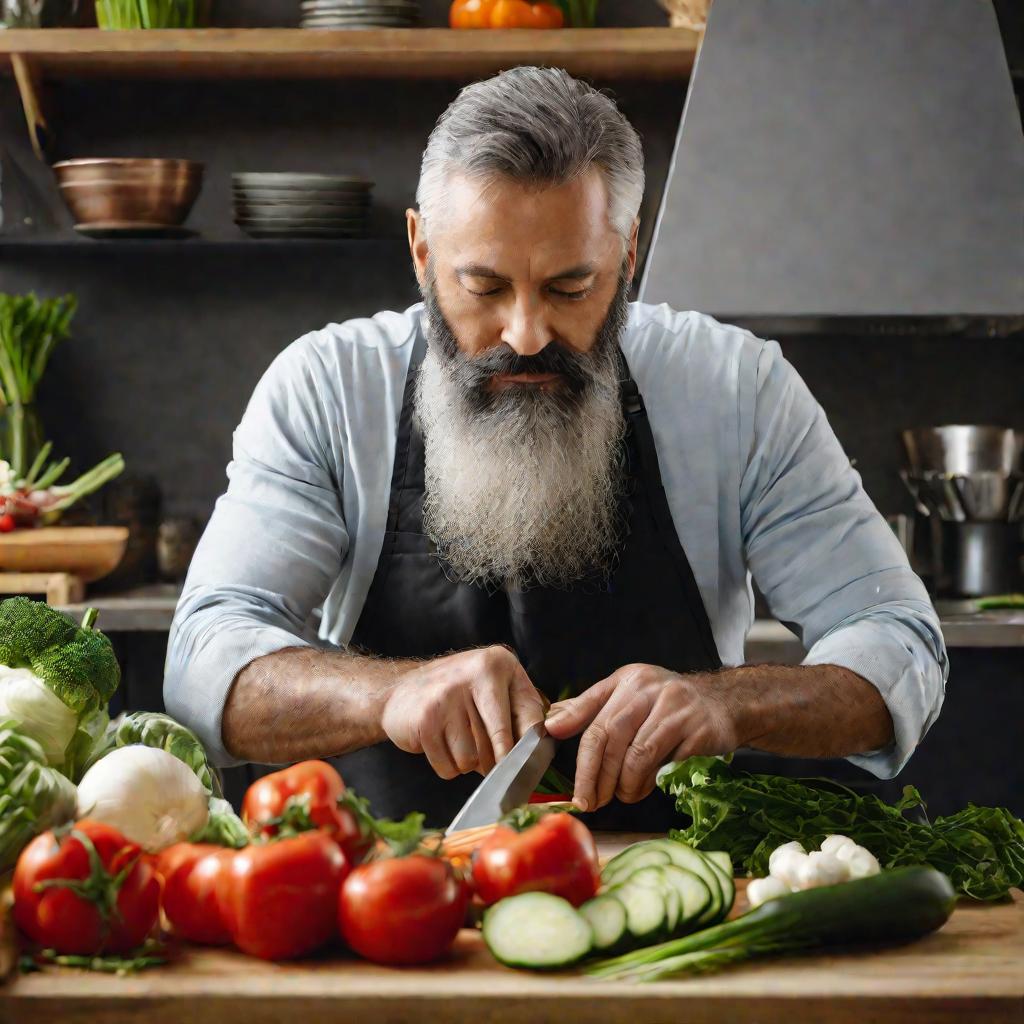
left=164, top=337, right=348, bottom=766
left=739, top=341, right=948, bottom=778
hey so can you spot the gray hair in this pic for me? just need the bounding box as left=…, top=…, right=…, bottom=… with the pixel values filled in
left=417, top=66, right=645, bottom=241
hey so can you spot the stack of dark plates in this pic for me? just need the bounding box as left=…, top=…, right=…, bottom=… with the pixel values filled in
left=232, top=172, right=373, bottom=239
left=299, top=0, right=420, bottom=28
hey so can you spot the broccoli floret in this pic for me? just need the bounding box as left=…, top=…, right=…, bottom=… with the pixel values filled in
left=0, top=597, right=77, bottom=666
left=0, top=597, right=120, bottom=714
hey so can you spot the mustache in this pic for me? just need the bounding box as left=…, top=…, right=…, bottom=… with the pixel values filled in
left=453, top=340, right=596, bottom=393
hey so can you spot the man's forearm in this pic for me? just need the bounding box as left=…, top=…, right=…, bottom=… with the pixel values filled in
left=711, top=663, right=895, bottom=758
left=222, top=647, right=418, bottom=764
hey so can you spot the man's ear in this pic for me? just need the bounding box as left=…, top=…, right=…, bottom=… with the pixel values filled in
left=626, top=218, right=640, bottom=282
left=407, top=208, right=429, bottom=289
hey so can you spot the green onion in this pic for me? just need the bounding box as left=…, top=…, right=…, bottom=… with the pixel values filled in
left=586, top=866, right=956, bottom=982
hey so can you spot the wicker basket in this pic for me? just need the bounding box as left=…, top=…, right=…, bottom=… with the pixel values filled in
left=657, top=0, right=711, bottom=31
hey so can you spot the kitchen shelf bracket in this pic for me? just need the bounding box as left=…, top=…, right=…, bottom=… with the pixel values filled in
left=10, top=54, right=51, bottom=161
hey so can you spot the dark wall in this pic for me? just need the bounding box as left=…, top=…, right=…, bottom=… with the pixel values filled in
left=2, top=0, right=1022, bottom=815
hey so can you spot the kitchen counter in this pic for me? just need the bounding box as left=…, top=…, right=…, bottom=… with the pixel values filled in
left=4, top=834, right=1022, bottom=1024
left=56, top=587, right=1024, bottom=648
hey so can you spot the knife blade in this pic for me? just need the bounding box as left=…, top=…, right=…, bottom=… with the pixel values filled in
left=444, top=722, right=557, bottom=836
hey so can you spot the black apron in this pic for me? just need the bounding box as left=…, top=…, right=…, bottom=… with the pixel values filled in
left=334, top=326, right=724, bottom=830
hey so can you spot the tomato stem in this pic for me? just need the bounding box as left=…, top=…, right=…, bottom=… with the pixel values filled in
left=32, top=829, right=136, bottom=936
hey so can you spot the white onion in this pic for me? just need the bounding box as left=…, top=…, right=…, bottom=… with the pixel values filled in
left=746, top=875, right=790, bottom=908
left=76, top=744, right=209, bottom=852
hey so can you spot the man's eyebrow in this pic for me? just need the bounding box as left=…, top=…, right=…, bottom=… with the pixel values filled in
left=454, top=263, right=597, bottom=282
left=455, top=264, right=506, bottom=280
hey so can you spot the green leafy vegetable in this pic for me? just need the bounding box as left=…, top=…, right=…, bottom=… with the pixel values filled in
left=84, top=711, right=221, bottom=796
left=0, top=720, right=77, bottom=871
left=657, top=756, right=1024, bottom=901
left=189, top=797, right=249, bottom=849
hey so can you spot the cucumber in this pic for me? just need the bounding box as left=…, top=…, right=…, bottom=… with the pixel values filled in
left=483, top=893, right=593, bottom=970
left=586, top=867, right=957, bottom=981
left=579, top=894, right=628, bottom=952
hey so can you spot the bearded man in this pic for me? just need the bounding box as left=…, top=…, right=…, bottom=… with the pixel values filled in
left=166, top=67, right=947, bottom=829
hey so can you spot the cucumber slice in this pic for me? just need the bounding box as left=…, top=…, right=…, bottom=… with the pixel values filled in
left=701, top=851, right=736, bottom=917
left=658, top=864, right=712, bottom=932
left=483, top=893, right=594, bottom=970
left=600, top=847, right=671, bottom=887
left=613, top=865, right=680, bottom=937
left=579, top=894, right=627, bottom=952
left=613, top=879, right=667, bottom=941
left=644, top=839, right=724, bottom=925
left=704, top=851, right=733, bottom=877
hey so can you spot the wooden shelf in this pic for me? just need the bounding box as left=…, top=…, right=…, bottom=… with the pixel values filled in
left=0, top=235, right=409, bottom=253
left=0, top=27, right=699, bottom=81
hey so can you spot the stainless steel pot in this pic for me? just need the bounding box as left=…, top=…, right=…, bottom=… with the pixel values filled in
left=936, top=521, right=1024, bottom=598
left=902, top=425, right=1023, bottom=476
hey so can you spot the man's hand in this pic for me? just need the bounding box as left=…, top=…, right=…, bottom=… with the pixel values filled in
left=382, top=645, right=547, bottom=779
left=543, top=665, right=740, bottom=812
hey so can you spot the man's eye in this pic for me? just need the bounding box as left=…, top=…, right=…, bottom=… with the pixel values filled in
left=550, top=287, right=590, bottom=301
left=467, top=286, right=504, bottom=297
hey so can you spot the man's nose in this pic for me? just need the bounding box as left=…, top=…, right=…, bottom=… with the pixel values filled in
left=500, top=294, right=551, bottom=357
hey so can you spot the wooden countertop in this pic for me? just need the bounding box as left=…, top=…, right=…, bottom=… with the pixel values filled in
left=3, top=834, right=1022, bottom=1024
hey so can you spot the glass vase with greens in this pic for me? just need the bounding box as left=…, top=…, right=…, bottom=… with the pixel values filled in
left=0, top=293, right=74, bottom=481
left=0, top=293, right=125, bottom=530
left=95, top=0, right=208, bottom=29
left=556, top=0, right=599, bottom=26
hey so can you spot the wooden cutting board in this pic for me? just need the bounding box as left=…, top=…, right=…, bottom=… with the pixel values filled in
left=3, top=835, right=1022, bottom=1024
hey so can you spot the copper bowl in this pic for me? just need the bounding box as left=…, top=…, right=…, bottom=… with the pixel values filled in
left=53, top=159, right=203, bottom=226
left=54, top=158, right=203, bottom=184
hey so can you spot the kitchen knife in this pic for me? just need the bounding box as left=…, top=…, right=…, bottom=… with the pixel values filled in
left=445, top=722, right=557, bottom=836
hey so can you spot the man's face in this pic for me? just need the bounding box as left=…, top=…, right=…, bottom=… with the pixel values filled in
left=407, top=168, right=639, bottom=589
left=408, top=167, right=638, bottom=374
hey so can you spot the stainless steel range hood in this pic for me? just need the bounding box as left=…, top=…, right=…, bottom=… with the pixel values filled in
left=639, top=0, right=1024, bottom=336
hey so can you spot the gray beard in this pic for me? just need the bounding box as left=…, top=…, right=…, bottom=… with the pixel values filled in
left=415, top=275, right=630, bottom=590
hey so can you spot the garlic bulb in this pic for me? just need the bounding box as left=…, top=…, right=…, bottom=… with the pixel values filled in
left=820, top=834, right=856, bottom=857
left=746, top=875, right=790, bottom=908
left=794, top=850, right=849, bottom=890
left=843, top=846, right=881, bottom=879
left=76, top=744, right=209, bottom=852
left=768, top=841, right=805, bottom=877
left=770, top=848, right=809, bottom=889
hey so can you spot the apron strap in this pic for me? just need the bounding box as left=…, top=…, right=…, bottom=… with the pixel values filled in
left=618, top=351, right=722, bottom=669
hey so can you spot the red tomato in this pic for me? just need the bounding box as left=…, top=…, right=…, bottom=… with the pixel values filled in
left=0, top=513, right=16, bottom=533
left=472, top=813, right=599, bottom=907
left=219, top=831, right=348, bottom=960
left=339, top=855, right=469, bottom=965
left=13, top=820, right=160, bottom=955
left=242, top=760, right=369, bottom=862
left=156, top=843, right=234, bottom=945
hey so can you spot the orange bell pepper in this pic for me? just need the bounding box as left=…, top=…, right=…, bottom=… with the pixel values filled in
left=490, top=0, right=564, bottom=27
left=449, top=0, right=496, bottom=28
left=450, top=0, right=564, bottom=28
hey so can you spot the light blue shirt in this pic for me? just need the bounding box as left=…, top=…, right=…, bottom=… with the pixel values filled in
left=165, top=301, right=947, bottom=777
